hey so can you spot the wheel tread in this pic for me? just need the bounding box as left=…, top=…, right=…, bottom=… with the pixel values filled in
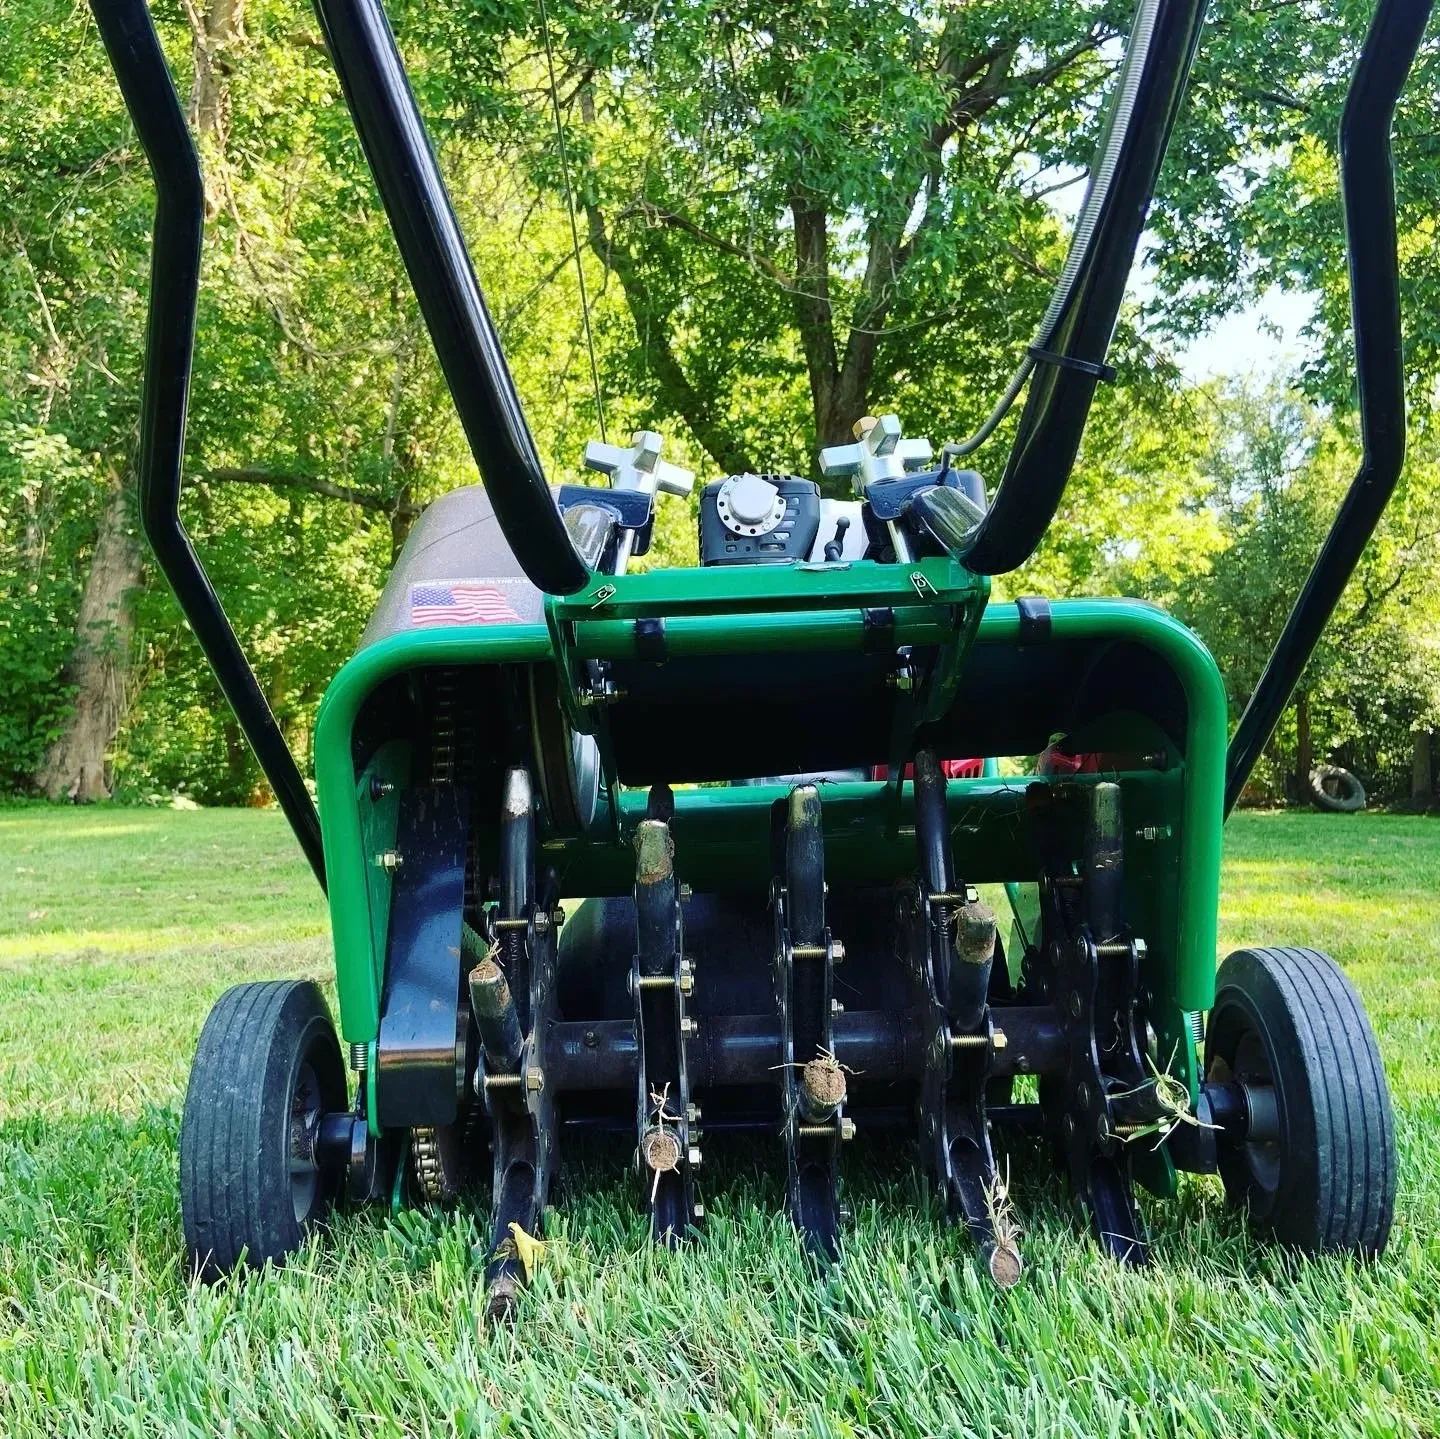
left=180, top=979, right=344, bottom=1279
left=1209, top=945, right=1394, bottom=1256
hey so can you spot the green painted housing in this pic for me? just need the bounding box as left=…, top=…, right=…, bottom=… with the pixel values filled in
left=314, top=562, right=1226, bottom=1106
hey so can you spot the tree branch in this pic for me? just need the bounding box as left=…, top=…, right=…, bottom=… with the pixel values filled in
left=202, top=467, right=420, bottom=516
left=583, top=202, right=757, bottom=474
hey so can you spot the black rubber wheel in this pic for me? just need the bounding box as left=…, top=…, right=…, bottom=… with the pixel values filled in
left=1310, top=764, right=1366, bottom=813
left=180, top=980, right=347, bottom=1279
left=1206, top=947, right=1394, bottom=1256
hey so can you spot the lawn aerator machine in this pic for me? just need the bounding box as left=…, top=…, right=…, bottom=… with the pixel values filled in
left=93, top=0, right=1429, bottom=1309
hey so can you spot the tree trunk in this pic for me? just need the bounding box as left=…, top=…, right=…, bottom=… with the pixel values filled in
left=33, top=477, right=142, bottom=801
left=1293, top=690, right=1312, bottom=801
left=190, top=0, right=245, bottom=144
left=1411, top=729, right=1432, bottom=802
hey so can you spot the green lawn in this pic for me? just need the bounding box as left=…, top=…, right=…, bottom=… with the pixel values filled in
left=1, top=806, right=1437, bottom=1437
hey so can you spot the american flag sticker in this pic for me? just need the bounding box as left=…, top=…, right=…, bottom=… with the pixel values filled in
left=410, top=581, right=524, bottom=627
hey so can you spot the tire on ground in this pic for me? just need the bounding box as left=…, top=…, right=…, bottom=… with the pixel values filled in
left=1309, top=764, right=1365, bottom=812
left=1205, top=946, right=1394, bottom=1256
left=180, top=979, right=347, bottom=1279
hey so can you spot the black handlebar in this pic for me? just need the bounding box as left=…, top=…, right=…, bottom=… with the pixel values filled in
left=89, top=0, right=327, bottom=888
left=311, top=0, right=591, bottom=597
left=1224, top=0, right=1434, bottom=812
left=960, top=0, right=1208, bottom=576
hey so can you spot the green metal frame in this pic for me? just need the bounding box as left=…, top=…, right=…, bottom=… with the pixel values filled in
left=314, top=592, right=1226, bottom=1108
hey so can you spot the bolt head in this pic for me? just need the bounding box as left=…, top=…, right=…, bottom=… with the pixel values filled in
left=830, top=998, right=844, bottom=1016
left=686, top=1103, right=700, bottom=1124
left=693, top=1202, right=705, bottom=1220
left=532, top=910, right=551, bottom=938
left=839, top=1117, right=856, bottom=1142
left=991, top=1028, right=1008, bottom=1051
left=1134, top=937, right=1148, bottom=962
left=830, top=939, right=846, bottom=965
left=679, top=883, right=693, bottom=902
left=687, top=1145, right=702, bottom=1168
left=526, top=1067, right=544, bottom=1092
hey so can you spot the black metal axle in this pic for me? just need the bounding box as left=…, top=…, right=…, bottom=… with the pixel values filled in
left=543, top=1005, right=1068, bottom=1093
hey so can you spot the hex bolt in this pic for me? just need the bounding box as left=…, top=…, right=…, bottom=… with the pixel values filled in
left=991, top=1029, right=1008, bottom=1051
left=525, top=1067, right=545, bottom=1093
left=840, top=1117, right=857, bottom=1142
left=687, top=1145, right=703, bottom=1168
left=532, top=910, right=552, bottom=939
left=678, top=959, right=695, bottom=996
left=693, top=1203, right=705, bottom=1221
left=680, top=1016, right=699, bottom=1039
left=830, top=998, right=845, bottom=1016
left=830, top=939, right=846, bottom=965
left=686, top=1103, right=701, bottom=1124
left=375, top=850, right=403, bottom=873
left=679, top=884, right=693, bottom=903
left=1134, top=937, right=1148, bottom=962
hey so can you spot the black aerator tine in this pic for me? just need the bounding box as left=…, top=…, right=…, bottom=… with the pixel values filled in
left=633, top=807, right=700, bottom=1244
left=775, top=785, right=847, bottom=1261
left=912, top=750, right=1020, bottom=1286
left=481, top=768, right=558, bottom=1320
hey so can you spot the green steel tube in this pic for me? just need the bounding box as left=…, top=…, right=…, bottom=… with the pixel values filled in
left=571, top=607, right=956, bottom=658
left=314, top=599, right=1226, bottom=1054
left=314, top=625, right=550, bottom=1041
left=976, top=600, right=1226, bottom=1015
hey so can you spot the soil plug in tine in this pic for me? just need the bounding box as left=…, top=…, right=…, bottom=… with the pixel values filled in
left=469, top=957, right=524, bottom=1073
left=949, top=898, right=996, bottom=1033
left=982, top=1240, right=1024, bottom=1289
left=484, top=1273, right=521, bottom=1326
left=799, top=1055, right=847, bottom=1123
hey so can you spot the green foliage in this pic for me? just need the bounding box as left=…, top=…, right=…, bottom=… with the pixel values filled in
left=2, top=0, right=1440, bottom=802
left=1167, top=379, right=1440, bottom=801
left=0, top=427, right=101, bottom=786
